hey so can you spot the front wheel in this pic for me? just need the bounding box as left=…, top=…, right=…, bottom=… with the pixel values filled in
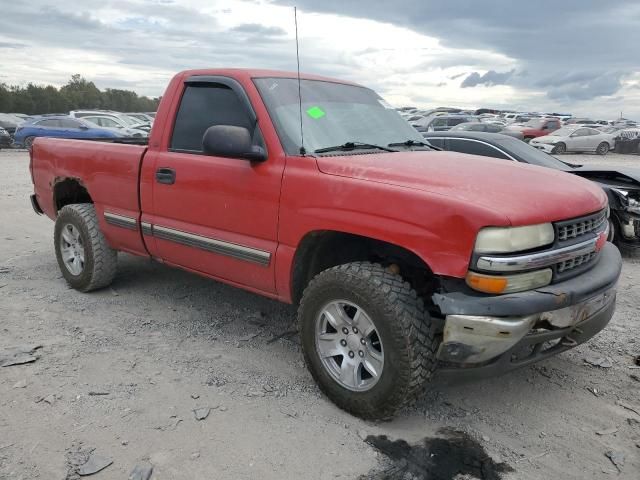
left=596, top=142, right=610, bottom=155
left=23, top=136, right=36, bottom=148
left=553, top=142, right=567, bottom=154
left=54, top=203, right=118, bottom=292
left=298, top=262, right=438, bottom=419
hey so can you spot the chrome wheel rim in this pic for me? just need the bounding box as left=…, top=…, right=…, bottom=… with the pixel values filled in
left=315, top=300, right=384, bottom=392
left=60, top=224, right=85, bottom=275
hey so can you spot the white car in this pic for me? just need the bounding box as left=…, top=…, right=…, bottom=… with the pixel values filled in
left=81, top=115, right=148, bottom=137
left=530, top=126, right=615, bottom=155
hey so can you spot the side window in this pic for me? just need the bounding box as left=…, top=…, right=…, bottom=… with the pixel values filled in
left=59, top=119, right=81, bottom=128
left=430, top=118, right=447, bottom=128
left=573, top=128, right=588, bottom=137
left=171, top=83, right=255, bottom=153
left=424, top=138, right=444, bottom=148
left=486, top=124, right=502, bottom=133
left=447, top=118, right=467, bottom=127
left=448, top=139, right=510, bottom=160
left=37, top=119, right=60, bottom=127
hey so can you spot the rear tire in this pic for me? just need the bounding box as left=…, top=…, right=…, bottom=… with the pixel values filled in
left=298, top=262, right=438, bottom=419
left=54, top=203, right=117, bottom=292
left=23, top=136, right=36, bottom=148
left=596, top=142, right=609, bottom=155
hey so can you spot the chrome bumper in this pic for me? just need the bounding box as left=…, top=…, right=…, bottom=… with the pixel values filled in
left=437, top=288, right=616, bottom=364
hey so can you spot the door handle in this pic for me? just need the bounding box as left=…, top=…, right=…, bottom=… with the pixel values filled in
left=156, top=167, right=176, bottom=185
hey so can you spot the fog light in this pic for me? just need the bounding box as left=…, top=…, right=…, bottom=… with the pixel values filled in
left=466, top=269, right=553, bottom=294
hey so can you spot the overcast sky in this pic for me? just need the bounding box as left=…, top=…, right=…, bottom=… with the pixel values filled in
left=1, top=0, right=639, bottom=118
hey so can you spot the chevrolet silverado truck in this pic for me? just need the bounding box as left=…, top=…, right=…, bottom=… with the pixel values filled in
left=30, top=69, right=622, bottom=419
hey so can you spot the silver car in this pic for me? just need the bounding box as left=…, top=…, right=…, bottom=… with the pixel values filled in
left=450, top=122, right=524, bottom=140
left=530, top=126, right=616, bottom=155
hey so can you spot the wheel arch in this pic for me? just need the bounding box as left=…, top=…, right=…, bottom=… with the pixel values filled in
left=53, top=177, right=92, bottom=213
left=290, top=229, right=436, bottom=305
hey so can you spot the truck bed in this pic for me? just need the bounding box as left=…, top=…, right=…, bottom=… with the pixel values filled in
left=31, top=137, right=148, bottom=256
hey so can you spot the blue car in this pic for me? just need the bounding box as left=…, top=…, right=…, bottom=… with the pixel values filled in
left=13, top=116, right=124, bottom=148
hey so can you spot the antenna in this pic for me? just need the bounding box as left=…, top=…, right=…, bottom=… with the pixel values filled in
left=294, top=7, right=306, bottom=155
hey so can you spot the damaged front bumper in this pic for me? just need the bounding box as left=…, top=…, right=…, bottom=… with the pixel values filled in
left=432, top=242, right=622, bottom=376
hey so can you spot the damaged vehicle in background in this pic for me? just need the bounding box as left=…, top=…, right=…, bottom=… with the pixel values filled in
left=423, top=131, right=640, bottom=254
left=0, top=127, right=12, bottom=150
left=530, top=126, right=616, bottom=155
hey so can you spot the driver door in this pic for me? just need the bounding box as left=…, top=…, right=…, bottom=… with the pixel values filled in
left=142, top=78, right=285, bottom=295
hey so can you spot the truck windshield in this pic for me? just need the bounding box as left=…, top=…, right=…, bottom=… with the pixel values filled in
left=254, top=77, right=424, bottom=155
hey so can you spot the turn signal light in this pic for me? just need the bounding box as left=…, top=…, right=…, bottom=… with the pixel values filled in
left=466, top=269, right=553, bottom=294
left=466, top=272, right=508, bottom=294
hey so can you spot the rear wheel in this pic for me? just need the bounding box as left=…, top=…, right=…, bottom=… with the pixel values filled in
left=553, top=142, right=567, bottom=154
left=23, top=136, right=36, bottom=148
left=596, top=142, right=609, bottom=155
left=524, top=136, right=534, bottom=143
left=54, top=203, right=117, bottom=292
left=299, top=262, right=438, bottom=419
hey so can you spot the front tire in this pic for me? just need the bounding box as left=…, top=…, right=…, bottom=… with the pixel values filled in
left=54, top=204, right=117, bottom=292
left=298, top=262, right=438, bottom=419
left=23, top=136, right=36, bottom=148
left=596, top=142, right=609, bottom=155
left=553, top=142, right=567, bottom=154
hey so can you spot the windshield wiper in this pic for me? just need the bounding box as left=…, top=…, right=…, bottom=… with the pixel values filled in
left=314, top=141, right=398, bottom=154
left=387, top=139, right=441, bottom=151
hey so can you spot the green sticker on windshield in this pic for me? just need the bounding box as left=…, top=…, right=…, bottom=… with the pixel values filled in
left=306, top=106, right=326, bottom=119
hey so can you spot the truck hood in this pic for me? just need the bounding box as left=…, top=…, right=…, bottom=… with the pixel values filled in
left=316, top=151, right=606, bottom=225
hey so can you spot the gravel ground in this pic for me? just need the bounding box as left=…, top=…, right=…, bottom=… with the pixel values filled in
left=0, top=149, right=639, bottom=479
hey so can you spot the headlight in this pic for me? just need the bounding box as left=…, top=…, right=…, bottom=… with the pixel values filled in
left=611, top=188, right=640, bottom=214
left=474, top=223, right=555, bottom=254
left=466, top=269, right=553, bottom=294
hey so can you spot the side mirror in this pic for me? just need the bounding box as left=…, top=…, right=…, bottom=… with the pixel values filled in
left=202, top=125, right=266, bottom=162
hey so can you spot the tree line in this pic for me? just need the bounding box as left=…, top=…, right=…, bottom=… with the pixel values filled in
left=0, top=74, right=160, bottom=115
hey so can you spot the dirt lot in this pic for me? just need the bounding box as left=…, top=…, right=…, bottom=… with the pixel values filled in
left=1, top=149, right=639, bottom=479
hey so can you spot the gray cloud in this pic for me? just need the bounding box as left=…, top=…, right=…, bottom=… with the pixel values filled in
left=461, top=69, right=514, bottom=88
left=0, top=41, right=27, bottom=49
left=231, top=23, right=286, bottom=36
left=543, top=72, right=624, bottom=101
left=279, top=0, right=640, bottom=101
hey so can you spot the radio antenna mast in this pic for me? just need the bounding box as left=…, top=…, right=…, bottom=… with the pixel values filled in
left=294, top=7, right=306, bottom=155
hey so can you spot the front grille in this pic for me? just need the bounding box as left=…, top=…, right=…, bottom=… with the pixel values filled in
left=557, top=210, right=607, bottom=242
left=557, top=251, right=597, bottom=273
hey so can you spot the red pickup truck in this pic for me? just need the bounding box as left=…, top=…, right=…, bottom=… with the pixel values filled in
left=30, top=69, right=621, bottom=419
left=508, top=117, right=562, bottom=142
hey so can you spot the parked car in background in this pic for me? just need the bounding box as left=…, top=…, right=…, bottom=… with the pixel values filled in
left=10, top=113, right=35, bottom=121
left=13, top=116, right=125, bottom=148
left=422, top=131, right=640, bottom=253
left=530, top=126, right=615, bottom=155
left=507, top=117, right=561, bottom=142
left=0, top=127, right=12, bottom=149
left=125, top=112, right=155, bottom=125
left=0, top=113, right=25, bottom=136
left=414, top=114, right=476, bottom=132
left=69, top=110, right=152, bottom=133
left=81, top=115, right=148, bottom=137
left=451, top=121, right=524, bottom=140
